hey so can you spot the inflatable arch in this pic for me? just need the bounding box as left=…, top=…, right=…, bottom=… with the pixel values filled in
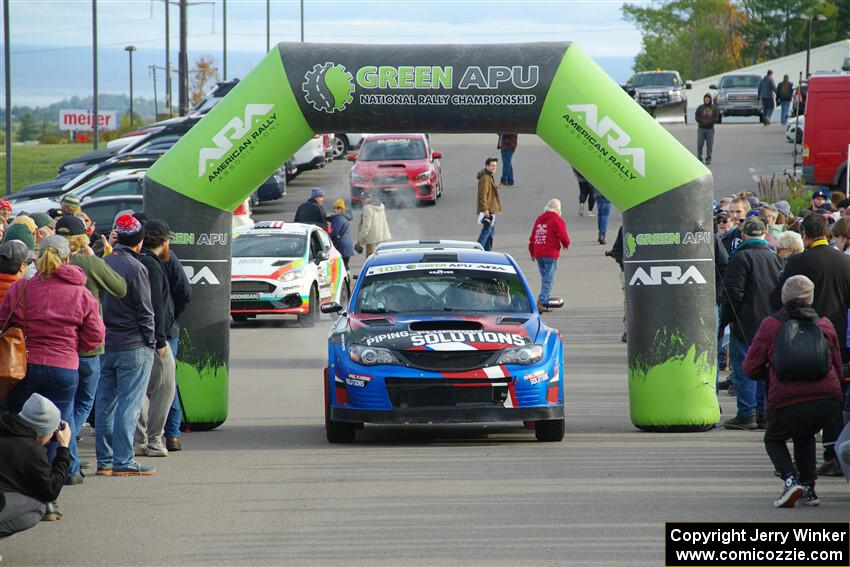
left=144, top=42, right=720, bottom=431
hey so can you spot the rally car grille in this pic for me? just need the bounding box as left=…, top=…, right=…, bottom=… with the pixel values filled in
left=232, top=281, right=277, bottom=293
left=385, top=378, right=509, bottom=408
left=397, top=350, right=497, bottom=371
left=373, top=176, right=409, bottom=185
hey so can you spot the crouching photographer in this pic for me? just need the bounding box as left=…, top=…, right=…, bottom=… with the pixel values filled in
left=0, top=394, right=71, bottom=538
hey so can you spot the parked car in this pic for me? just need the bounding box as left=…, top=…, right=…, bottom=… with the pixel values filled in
left=802, top=73, right=850, bottom=190
left=347, top=134, right=443, bottom=207
left=786, top=115, right=804, bottom=143
left=15, top=169, right=147, bottom=216
left=709, top=73, right=761, bottom=122
left=10, top=154, right=161, bottom=204
left=230, top=221, right=349, bottom=325
left=57, top=115, right=200, bottom=176
left=622, top=70, right=691, bottom=123
left=332, top=133, right=366, bottom=159
left=291, top=135, right=326, bottom=172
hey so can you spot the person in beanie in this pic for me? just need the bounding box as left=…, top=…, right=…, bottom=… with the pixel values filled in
left=0, top=199, right=12, bottom=222
left=160, top=242, right=191, bottom=453
left=0, top=235, right=105, bottom=486
left=11, top=215, right=37, bottom=239
left=497, top=133, right=517, bottom=186
left=695, top=93, right=719, bottom=165
left=2, top=225, right=37, bottom=281
left=294, top=187, right=328, bottom=227
left=356, top=192, right=391, bottom=258
left=476, top=157, right=502, bottom=251
left=721, top=218, right=783, bottom=430
left=135, top=219, right=177, bottom=458
left=0, top=240, right=31, bottom=305
left=528, top=199, right=570, bottom=312
left=329, top=198, right=354, bottom=271
left=30, top=213, right=55, bottom=246
left=55, top=214, right=127, bottom=474
left=95, top=214, right=157, bottom=476
left=0, top=394, right=71, bottom=536
left=59, top=194, right=82, bottom=216
left=771, top=213, right=850, bottom=476
left=743, top=276, right=844, bottom=507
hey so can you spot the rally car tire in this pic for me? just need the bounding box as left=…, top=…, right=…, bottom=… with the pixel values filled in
left=325, top=377, right=356, bottom=443
left=535, top=418, right=565, bottom=442
left=299, top=285, right=319, bottom=327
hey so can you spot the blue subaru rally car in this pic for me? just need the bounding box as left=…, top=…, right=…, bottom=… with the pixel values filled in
left=321, top=247, right=565, bottom=443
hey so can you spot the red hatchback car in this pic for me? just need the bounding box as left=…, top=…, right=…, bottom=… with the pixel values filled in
left=347, top=134, right=443, bottom=206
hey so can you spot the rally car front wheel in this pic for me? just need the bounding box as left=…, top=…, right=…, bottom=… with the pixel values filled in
left=299, top=284, right=319, bottom=327
left=535, top=418, right=565, bottom=442
left=325, top=372, right=356, bottom=443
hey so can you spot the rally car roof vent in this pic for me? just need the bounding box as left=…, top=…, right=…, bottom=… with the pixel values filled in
left=421, top=252, right=459, bottom=262
left=409, top=320, right=483, bottom=332
left=361, top=317, right=394, bottom=326
left=497, top=316, right=528, bottom=326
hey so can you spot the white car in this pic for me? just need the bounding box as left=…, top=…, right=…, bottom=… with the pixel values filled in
left=291, top=135, right=325, bottom=172
left=230, top=221, right=350, bottom=326
left=786, top=115, right=804, bottom=143
left=14, top=169, right=147, bottom=215
left=332, top=133, right=367, bottom=159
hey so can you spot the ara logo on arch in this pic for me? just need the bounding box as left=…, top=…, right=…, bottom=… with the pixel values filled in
left=197, top=104, right=278, bottom=179
left=564, top=104, right=645, bottom=179
left=183, top=265, right=221, bottom=285
left=628, top=265, right=707, bottom=286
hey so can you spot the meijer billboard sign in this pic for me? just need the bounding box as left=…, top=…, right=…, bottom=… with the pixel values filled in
left=59, top=109, right=119, bottom=131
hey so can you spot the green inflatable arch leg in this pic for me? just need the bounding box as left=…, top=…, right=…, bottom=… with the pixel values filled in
left=144, top=42, right=719, bottom=431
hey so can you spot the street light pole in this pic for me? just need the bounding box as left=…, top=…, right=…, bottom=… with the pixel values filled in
left=125, top=45, right=136, bottom=128
left=3, top=0, right=11, bottom=196
left=266, top=0, right=270, bottom=52
left=165, top=0, right=171, bottom=117
left=222, top=0, right=227, bottom=79
left=92, top=0, right=99, bottom=148
left=178, top=0, right=188, bottom=115
left=300, top=0, right=304, bottom=42
left=800, top=14, right=827, bottom=79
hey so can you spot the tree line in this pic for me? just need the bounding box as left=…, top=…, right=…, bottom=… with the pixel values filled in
left=623, top=0, right=850, bottom=79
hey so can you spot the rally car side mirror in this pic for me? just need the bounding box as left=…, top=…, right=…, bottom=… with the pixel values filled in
left=542, top=298, right=564, bottom=309
left=321, top=302, right=344, bottom=314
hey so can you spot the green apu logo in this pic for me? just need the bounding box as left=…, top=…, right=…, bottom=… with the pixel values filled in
left=624, top=231, right=711, bottom=258
left=302, top=62, right=539, bottom=113
left=302, top=62, right=355, bottom=113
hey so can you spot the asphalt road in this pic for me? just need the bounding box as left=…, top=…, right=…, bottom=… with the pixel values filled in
left=2, top=123, right=846, bottom=567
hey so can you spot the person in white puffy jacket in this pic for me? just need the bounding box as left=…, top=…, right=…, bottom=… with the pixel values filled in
left=356, top=192, right=391, bottom=258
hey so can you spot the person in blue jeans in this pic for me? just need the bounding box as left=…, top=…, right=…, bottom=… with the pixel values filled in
left=95, top=214, right=158, bottom=476
left=497, top=133, right=517, bottom=186
left=161, top=249, right=191, bottom=451
left=594, top=189, right=612, bottom=245
left=476, top=157, right=503, bottom=251
left=528, top=199, right=570, bottom=311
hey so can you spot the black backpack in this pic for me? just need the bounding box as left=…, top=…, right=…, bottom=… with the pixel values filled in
left=770, top=313, right=830, bottom=381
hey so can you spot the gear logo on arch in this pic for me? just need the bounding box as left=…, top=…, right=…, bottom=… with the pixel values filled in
left=302, top=62, right=354, bottom=113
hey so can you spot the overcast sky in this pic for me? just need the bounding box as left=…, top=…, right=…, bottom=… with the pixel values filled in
left=3, top=0, right=644, bottom=106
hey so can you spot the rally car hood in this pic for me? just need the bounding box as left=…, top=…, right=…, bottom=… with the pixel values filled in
left=346, top=314, right=540, bottom=351
left=353, top=159, right=432, bottom=179
left=232, top=256, right=303, bottom=279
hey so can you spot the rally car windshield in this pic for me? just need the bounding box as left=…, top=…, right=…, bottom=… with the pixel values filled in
left=232, top=234, right=306, bottom=258
left=359, top=138, right=427, bottom=161
left=355, top=269, right=531, bottom=314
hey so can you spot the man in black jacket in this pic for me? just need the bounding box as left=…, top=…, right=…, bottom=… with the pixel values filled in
left=293, top=188, right=329, bottom=227
left=721, top=196, right=750, bottom=255
left=771, top=213, right=850, bottom=474
left=695, top=93, right=719, bottom=164
left=135, top=219, right=176, bottom=458
left=721, top=218, right=782, bottom=430
left=162, top=248, right=191, bottom=452
left=0, top=394, right=70, bottom=537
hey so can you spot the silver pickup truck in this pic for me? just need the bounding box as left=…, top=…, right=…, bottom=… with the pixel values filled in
left=709, top=73, right=762, bottom=122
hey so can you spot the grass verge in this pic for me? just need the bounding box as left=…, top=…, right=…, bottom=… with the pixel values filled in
left=0, top=143, right=93, bottom=194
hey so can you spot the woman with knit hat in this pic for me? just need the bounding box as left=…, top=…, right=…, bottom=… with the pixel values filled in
left=0, top=235, right=105, bottom=486
left=329, top=198, right=354, bottom=270
left=0, top=199, right=12, bottom=222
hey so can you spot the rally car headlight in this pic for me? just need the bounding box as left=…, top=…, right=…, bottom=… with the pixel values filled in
left=280, top=267, right=305, bottom=282
left=414, top=171, right=433, bottom=181
left=348, top=345, right=400, bottom=366
left=352, top=173, right=369, bottom=183
left=495, top=344, right=544, bottom=365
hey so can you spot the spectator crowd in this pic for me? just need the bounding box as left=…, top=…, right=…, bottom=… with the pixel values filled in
left=0, top=199, right=191, bottom=539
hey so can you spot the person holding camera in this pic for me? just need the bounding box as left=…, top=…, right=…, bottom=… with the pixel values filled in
left=0, top=394, right=72, bottom=537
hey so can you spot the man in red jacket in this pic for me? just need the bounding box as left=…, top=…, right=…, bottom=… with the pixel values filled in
left=743, top=275, right=844, bottom=508
left=528, top=199, right=570, bottom=312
